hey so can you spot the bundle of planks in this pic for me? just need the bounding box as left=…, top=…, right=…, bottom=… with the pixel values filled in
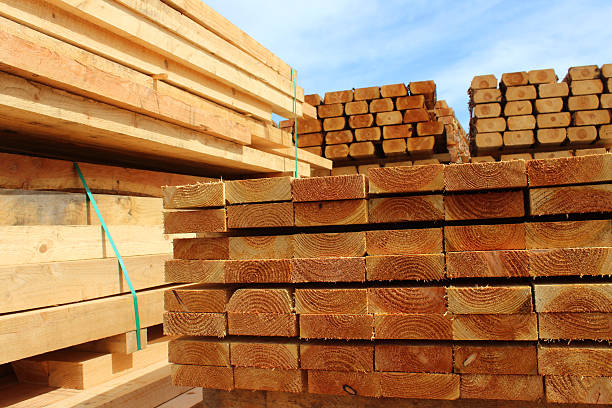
left=0, top=0, right=331, bottom=177
left=162, top=153, right=611, bottom=405
left=280, top=82, right=468, bottom=176
left=469, top=64, right=612, bottom=162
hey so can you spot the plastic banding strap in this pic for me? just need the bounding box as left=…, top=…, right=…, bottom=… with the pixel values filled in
left=73, top=162, right=142, bottom=350
left=291, top=67, right=298, bottom=178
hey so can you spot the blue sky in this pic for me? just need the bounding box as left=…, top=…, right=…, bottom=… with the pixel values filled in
left=206, top=0, right=612, bottom=129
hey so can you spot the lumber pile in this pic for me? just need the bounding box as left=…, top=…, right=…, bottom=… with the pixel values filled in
left=469, top=64, right=612, bottom=162
left=163, top=153, right=612, bottom=405
left=0, top=0, right=331, bottom=177
left=280, top=82, right=468, bottom=176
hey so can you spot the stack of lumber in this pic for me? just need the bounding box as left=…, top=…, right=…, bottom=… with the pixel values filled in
left=469, top=64, right=612, bottom=162
left=162, top=153, right=612, bottom=405
left=0, top=0, right=331, bottom=177
left=280, top=81, right=467, bottom=176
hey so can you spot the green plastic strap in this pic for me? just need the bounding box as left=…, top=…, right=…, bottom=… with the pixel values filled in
left=291, top=68, right=298, bottom=178
left=73, top=162, right=142, bottom=350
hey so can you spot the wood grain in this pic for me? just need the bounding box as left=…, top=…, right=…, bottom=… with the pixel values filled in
left=375, top=344, right=452, bottom=373
left=535, top=284, right=612, bottom=313
left=294, top=199, right=367, bottom=226
left=529, top=247, right=612, bottom=277
left=447, top=286, right=532, bottom=314
left=164, top=288, right=229, bottom=312
left=445, top=250, right=529, bottom=278
left=227, top=288, right=292, bottom=313
left=162, top=182, right=224, bottom=209
left=381, top=373, right=459, bottom=400
left=526, top=153, right=611, bottom=186
left=538, top=345, right=612, bottom=376
left=293, top=232, right=366, bottom=258
left=454, top=344, right=537, bottom=374
left=292, top=175, right=367, bottom=202
left=173, top=238, right=229, bottom=260
left=291, top=257, right=365, bottom=282
left=538, top=313, right=612, bottom=340
left=168, top=338, right=229, bottom=366
left=546, top=375, right=612, bottom=405
left=444, top=224, right=526, bottom=251
left=308, top=370, right=381, bottom=397
left=229, top=235, right=293, bottom=259
left=452, top=314, right=538, bottom=340
left=230, top=341, right=298, bottom=369
left=526, top=220, right=611, bottom=249
left=164, top=209, right=226, bottom=234
left=171, top=364, right=233, bottom=390
left=367, top=287, right=446, bottom=314
left=366, top=228, right=443, bottom=255
left=227, top=202, right=293, bottom=228
left=299, top=314, right=373, bottom=340
left=163, top=312, right=226, bottom=337
left=529, top=184, right=612, bottom=215
left=224, top=259, right=291, bottom=283
left=444, top=160, right=527, bottom=191
left=234, top=367, right=304, bottom=393
left=295, top=289, right=367, bottom=314
left=368, top=164, right=444, bottom=193
left=373, top=314, right=452, bottom=339
left=366, top=254, right=445, bottom=281
left=165, top=259, right=225, bottom=283
left=460, top=374, right=543, bottom=401
left=369, top=196, right=444, bottom=223
left=227, top=313, right=297, bottom=337
left=300, top=344, right=373, bottom=372
left=444, top=191, right=524, bottom=220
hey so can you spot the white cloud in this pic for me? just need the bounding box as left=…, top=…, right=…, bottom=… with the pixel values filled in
left=205, top=0, right=612, bottom=127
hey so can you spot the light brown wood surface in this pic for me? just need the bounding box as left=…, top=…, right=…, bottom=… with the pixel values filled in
left=505, top=85, right=536, bottom=101
left=366, top=228, right=443, bottom=255
left=292, top=174, right=367, bottom=201
left=381, top=372, right=459, bottom=400
left=301, top=344, right=373, bottom=372
left=164, top=209, right=226, bottom=234
left=568, top=125, right=598, bottom=144
left=224, top=259, right=291, bottom=283
left=454, top=344, right=537, bottom=374
left=168, top=338, right=229, bottom=366
left=291, top=257, right=365, bottom=282
left=445, top=160, right=527, bottom=191
left=355, top=127, right=382, bottom=141
left=163, top=182, right=224, bottom=209
left=229, top=235, right=293, bottom=259
left=318, top=103, right=344, bottom=118
left=325, top=90, right=353, bottom=104
left=573, top=109, right=611, bottom=125
left=228, top=312, right=297, bottom=337
left=539, top=82, right=569, bottom=98
left=300, top=314, right=373, bottom=339
left=174, top=237, right=229, bottom=260
left=447, top=286, right=532, bottom=314
left=225, top=177, right=292, bottom=204
left=471, top=74, right=497, bottom=89
left=445, top=191, right=524, bottom=220
left=460, top=374, right=543, bottom=401
left=369, top=195, right=444, bottom=222
left=538, top=345, right=612, bottom=376
left=295, top=289, right=367, bottom=314
left=375, top=344, right=452, bottom=373
left=528, top=68, right=556, bottom=84
left=367, top=287, right=446, bottom=314
left=536, top=112, right=571, bottom=128
left=230, top=342, right=298, bottom=369
left=527, top=153, right=611, bottom=186
left=446, top=250, right=529, bottom=278
left=345, top=101, right=369, bottom=115
left=366, top=254, right=445, bottom=281
left=163, top=312, right=226, bottom=336
left=452, top=314, right=538, bottom=340
left=535, top=97, right=563, bottom=113
left=350, top=141, right=376, bottom=158
left=308, top=370, right=380, bottom=397
left=534, top=283, right=612, bottom=313
left=172, top=364, right=233, bottom=390
left=537, top=128, right=566, bottom=145
left=381, top=83, right=408, bottom=97
left=373, top=314, right=452, bottom=339
left=326, top=130, right=354, bottom=144
left=349, top=114, right=374, bottom=129
left=396, top=95, right=425, bottom=110
left=539, top=312, right=612, bottom=340
left=369, top=164, right=444, bottom=193
left=530, top=184, right=612, bottom=215
left=526, top=220, right=611, bottom=249
left=403, top=108, right=430, bottom=123
left=529, top=247, right=612, bottom=277
left=545, top=375, right=612, bottom=405
left=293, top=232, right=366, bottom=258
left=445, top=224, right=526, bottom=251
left=164, top=288, right=228, bottom=312
left=227, top=202, right=293, bottom=229
left=473, top=103, right=501, bottom=118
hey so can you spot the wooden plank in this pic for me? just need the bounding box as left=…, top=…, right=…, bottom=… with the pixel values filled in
left=0, top=225, right=170, bottom=266
left=403, top=108, right=430, bottom=123
left=368, top=164, right=444, bottom=193
left=545, top=375, right=612, bottom=405
left=230, top=341, right=298, bottom=369
left=529, top=247, right=612, bottom=277
left=475, top=132, right=502, bottom=151
left=227, top=202, right=293, bottom=229
left=164, top=288, right=228, bottom=312
left=350, top=141, right=376, bottom=158
left=172, top=364, right=233, bottom=390
left=537, top=112, right=571, bottom=128
left=460, top=374, right=543, bottom=401
left=324, top=144, right=350, bottom=160
left=2, top=254, right=167, bottom=314
left=444, top=224, right=526, bottom=251
left=168, top=338, right=229, bottom=366
left=370, top=98, right=394, bottom=113
left=229, top=235, right=293, bottom=260
left=354, top=86, right=380, bottom=101
left=367, top=287, right=446, bottom=314
left=163, top=312, right=226, bottom=336
left=369, top=196, right=444, bottom=223
left=472, top=88, right=502, bottom=103
left=227, top=288, right=292, bottom=313
left=574, top=109, right=612, bottom=125
left=373, top=314, right=452, bottom=339
left=75, top=329, right=147, bottom=354
left=344, top=101, right=368, bottom=116
left=163, top=182, right=224, bottom=209
left=366, top=228, right=443, bottom=255
left=452, top=314, right=538, bottom=340
left=381, top=373, right=459, bottom=400
left=174, top=238, right=229, bottom=260
left=528, top=68, right=557, bottom=84
left=381, top=83, right=408, bottom=97
left=539, top=345, right=612, bottom=376
left=505, top=85, right=537, bottom=101
left=537, top=127, right=567, bottom=145
left=507, top=114, right=536, bottom=130
left=445, top=250, right=529, bottom=278
left=295, top=289, right=367, bottom=314
left=325, top=90, right=353, bottom=104
left=444, top=191, right=524, bottom=220
left=292, top=175, right=366, bottom=202
left=225, top=259, right=291, bottom=283
left=526, top=220, right=611, bottom=249
left=0, top=285, right=179, bottom=364
left=502, top=72, right=528, bottom=86
left=534, top=150, right=573, bottom=160
left=0, top=152, right=210, bottom=198
left=300, top=314, right=373, bottom=339
left=318, top=103, right=344, bottom=118
left=225, top=177, right=291, bottom=204
left=228, top=313, right=297, bottom=337
left=568, top=125, right=598, bottom=144
left=396, top=95, right=425, bottom=110
left=444, top=160, right=527, bottom=191
left=297, top=132, right=323, bottom=147
left=308, top=370, right=380, bottom=397
left=323, top=117, right=346, bottom=132
left=375, top=344, right=452, bottom=373
left=293, top=232, right=366, bottom=258
left=539, top=82, right=569, bottom=98
left=0, top=72, right=287, bottom=174
left=300, top=344, right=373, bottom=372
left=530, top=184, right=612, bottom=215
left=534, top=283, right=612, bottom=313
left=569, top=94, right=600, bottom=111
left=535, top=97, right=564, bottom=113
left=294, top=199, right=368, bottom=226
left=291, top=257, right=365, bottom=283
left=527, top=154, right=612, bottom=186
left=356, top=126, right=382, bottom=141
left=366, top=254, right=445, bottom=281
left=571, top=79, right=604, bottom=95
left=471, top=74, right=497, bottom=89
left=473, top=103, right=501, bottom=118
left=446, top=286, right=532, bottom=314
left=454, top=344, right=537, bottom=374
left=504, top=101, right=533, bottom=116
left=166, top=259, right=225, bottom=283
left=539, top=313, right=612, bottom=340
left=164, top=209, right=226, bottom=234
